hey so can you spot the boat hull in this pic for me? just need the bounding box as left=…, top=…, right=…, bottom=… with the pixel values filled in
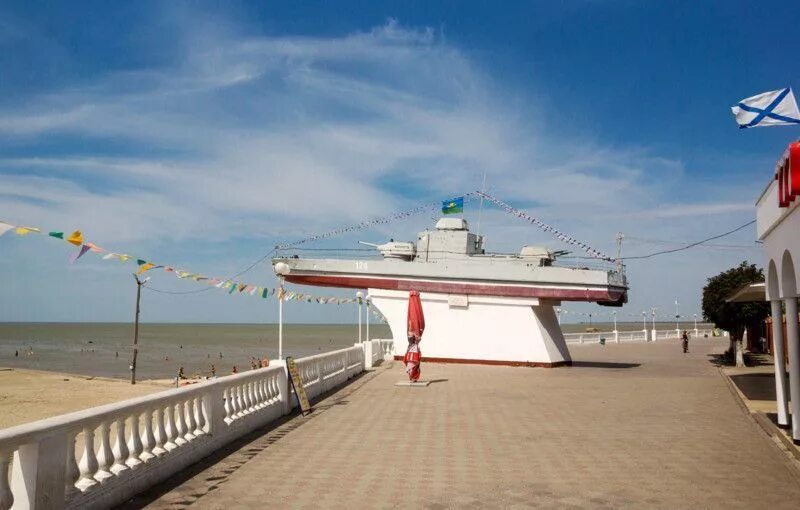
left=284, top=273, right=625, bottom=303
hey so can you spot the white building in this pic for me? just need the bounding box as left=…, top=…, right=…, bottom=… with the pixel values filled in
left=756, top=141, right=800, bottom=443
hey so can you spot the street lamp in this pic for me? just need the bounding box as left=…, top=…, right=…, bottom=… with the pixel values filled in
left=365, top=295, right=371, bottom=343
left=693, top=313, right=698, bottom=336
left=642, top=311, right=647, bottom=334
left=651, top=308, right=657, bottom=342
left=356, top=291, right=364, bottom=343
left=556, top=307, right=561, bottom=325
left=675, top=299, right=680, bottom=336
left=612, top=310, right=619, bottom=343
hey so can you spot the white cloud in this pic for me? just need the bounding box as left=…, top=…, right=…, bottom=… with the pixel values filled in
left=0, top=17, right=761, bottom=322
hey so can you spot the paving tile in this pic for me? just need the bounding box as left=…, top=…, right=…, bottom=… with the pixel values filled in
left=136, top=338, right=800, bottom=509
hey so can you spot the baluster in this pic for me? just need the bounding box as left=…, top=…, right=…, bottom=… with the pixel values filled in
left=65, top=430, right=80, bottom=496
left=229, top=386, right=239, bottom=419
left=246, top=380, right=256, bottom=411
left=0, top=449, right=14, bottom=510
left=152, top=407, right=169, bottom=456
left=194, top=396, right=206, bottom=435
left=253, top=379, right=264, bottom=409
left=236, top=385, right=246, bottom=417
left=240, top=383, right=250, bottom=415
left=223, top=387, right=233, bottom=424
left=184, top=399, right=197, bottom=441
left=76, top=426, right=99, bottom=490
left=126, top=412, right=143, bottom=467
left=174, top=402, right=188, bottom=446
left=163, top=405, right=178, bottom=451
left=95, top=421, right=114, bottom=482
left=111, top=417, right=130, bottom=474
left=140, top=409, right=156, bottom=461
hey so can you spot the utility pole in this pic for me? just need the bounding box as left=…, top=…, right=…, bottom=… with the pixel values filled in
left=130, top=274, right=146, bottom=385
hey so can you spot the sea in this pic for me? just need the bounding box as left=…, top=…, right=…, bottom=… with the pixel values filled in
left=0, top=321, right=708, bottom=380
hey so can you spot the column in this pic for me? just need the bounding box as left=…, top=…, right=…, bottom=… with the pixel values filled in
left=771, top=301, right=789, bottom=427
left=785, top=297, right=800, bottom=442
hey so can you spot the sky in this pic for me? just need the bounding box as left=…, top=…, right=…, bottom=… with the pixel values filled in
left=1, top=1, right=799, bottom=324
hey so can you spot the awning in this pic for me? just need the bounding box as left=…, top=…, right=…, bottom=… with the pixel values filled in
left=725, top=282, right=766, bottom=303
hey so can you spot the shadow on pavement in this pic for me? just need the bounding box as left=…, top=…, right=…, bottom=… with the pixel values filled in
left=730, top=373, right=786, bottom=401
left=569, top=361, right=640, bottom=369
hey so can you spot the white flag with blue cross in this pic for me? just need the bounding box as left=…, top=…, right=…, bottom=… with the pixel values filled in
left=731, top=88, right=800, bottom=129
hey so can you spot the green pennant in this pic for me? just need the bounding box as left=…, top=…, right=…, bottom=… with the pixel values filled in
left=228, top=284, right=237, bottom=294
left=48, top=231, right=64, bottom=239
left=136, top=259, right=147, bottom=266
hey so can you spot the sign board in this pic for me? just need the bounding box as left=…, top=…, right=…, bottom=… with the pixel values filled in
left=285, top=357, right=311, bottom=415
left=448, top=294, right=469, bottom=308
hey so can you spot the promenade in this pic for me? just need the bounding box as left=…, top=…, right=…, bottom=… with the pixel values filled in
left=127, top=338, right=800, bottom=509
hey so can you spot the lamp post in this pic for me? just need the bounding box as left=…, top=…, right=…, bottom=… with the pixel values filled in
left=130, top=275, right=149, bottom=385
left=675, top=299, right=680, bottom=337
left=642, top=311, right=647, bottom=340
left=356, top=291, right=364, bottom=343
left=556, top=307, right=561, bottom=325
left=651, top=308, right=657, bottom=342
left=693, top=313, right=698, bottom=337
left=274, top=263, right=291, bottom=360
left=365, top=296, right=370, bottom=343
left=612, top=311, right=619, bottom=343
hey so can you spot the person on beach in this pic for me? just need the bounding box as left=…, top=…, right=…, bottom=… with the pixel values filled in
left=260, top=357, right=269, bottom=368
left=682, top=330, right=689, bottom=353
left=211, top=364, right=216, bottom=377
left=178, top=366, right=186, bottom=379
left=232, top=365, right=238, bottom=374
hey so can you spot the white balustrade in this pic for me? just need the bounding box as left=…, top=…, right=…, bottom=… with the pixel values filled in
left=0, top=342, right=387, bottom=510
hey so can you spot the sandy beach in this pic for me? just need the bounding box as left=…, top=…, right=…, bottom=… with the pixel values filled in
left=0, top=367, right=172, bottom=429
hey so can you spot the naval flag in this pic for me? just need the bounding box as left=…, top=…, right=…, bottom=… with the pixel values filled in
left=731, top=88, right=800, bottom=129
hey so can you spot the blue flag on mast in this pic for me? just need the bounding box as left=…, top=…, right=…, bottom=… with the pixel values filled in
left=442, top=196, right=464, bottom=215
left=731, top=88, right=800, bottom=128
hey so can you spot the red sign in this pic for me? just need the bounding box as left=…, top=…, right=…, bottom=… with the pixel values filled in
left=777, top=142, right=800, bottom=208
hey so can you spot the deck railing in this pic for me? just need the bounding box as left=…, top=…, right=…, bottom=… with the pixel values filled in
left=0, top=340, right=394, bottom=510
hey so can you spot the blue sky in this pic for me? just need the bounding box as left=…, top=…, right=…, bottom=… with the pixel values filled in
left=1, top=1, right=798, bottom=324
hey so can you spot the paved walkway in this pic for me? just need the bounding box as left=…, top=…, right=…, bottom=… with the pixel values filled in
left=125, top=338, right=800, bottom=509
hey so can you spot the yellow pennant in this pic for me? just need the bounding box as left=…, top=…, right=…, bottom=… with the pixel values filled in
left=15, top=226, right=41, bottom=236
left=137, top=262, right=156, bottom=275
left=66, top=230, right=83, bottom=246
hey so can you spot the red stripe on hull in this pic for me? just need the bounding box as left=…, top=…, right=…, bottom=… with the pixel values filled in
left=284, top=273, right=624, bottom=302
left=393, top=355, right=572, bottom=368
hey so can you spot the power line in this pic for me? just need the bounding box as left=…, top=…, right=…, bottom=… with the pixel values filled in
left=620, top=220, right=756, bottom=260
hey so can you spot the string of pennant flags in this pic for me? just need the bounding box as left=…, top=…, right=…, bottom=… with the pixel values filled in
left=476, top=191, right=613, bottom=261
left=0, top=220, right=388, bottom=321
left=276, top=193, right=476, bottom=249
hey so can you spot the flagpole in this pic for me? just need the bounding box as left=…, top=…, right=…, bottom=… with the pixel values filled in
left=476, top=171, right=487, bottom=236
left=278, top=277, right=284, bottom=360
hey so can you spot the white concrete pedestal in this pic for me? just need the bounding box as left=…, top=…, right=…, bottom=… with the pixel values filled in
left=394, top=381, right=431, bottom=387
left=369, top=288, right=571, bottom=367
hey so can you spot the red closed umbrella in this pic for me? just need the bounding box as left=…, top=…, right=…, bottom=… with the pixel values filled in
left=404, top=290, right=425, bottom=381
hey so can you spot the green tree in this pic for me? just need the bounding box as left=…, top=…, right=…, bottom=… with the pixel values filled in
left=701, top=261, right=769, bottom=348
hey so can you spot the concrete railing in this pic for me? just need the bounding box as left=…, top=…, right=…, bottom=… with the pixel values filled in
left=0, top=341, right=393, bottom=510
left=564, top=328, right=719, bottom=345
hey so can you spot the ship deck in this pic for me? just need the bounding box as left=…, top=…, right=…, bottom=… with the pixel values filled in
left=124, top=338, right=800, bottom=509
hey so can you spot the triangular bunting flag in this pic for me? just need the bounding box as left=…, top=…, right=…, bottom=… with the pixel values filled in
left=66, top=231, right=83, bottom=246
left=0, top=222, right=14, bottom=237
left=48, top=231, right=64, bottom=239
left=69, top=245, right=91, bottom=264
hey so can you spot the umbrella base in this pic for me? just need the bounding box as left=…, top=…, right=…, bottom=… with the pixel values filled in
left=394, top=381, right=430, bottom=387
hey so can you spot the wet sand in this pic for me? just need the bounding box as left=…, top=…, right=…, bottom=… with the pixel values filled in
left=0, top=367, right=172, bottom=429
